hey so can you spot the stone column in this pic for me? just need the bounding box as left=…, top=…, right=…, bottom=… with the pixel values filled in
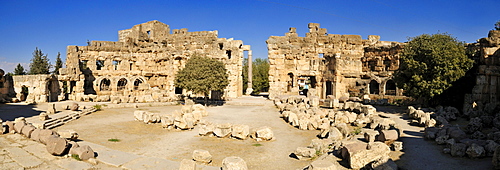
left=245, top=50, right=253, bottom=95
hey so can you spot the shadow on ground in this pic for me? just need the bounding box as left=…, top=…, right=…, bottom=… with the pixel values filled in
left=0, top=103, right=42, bottom=121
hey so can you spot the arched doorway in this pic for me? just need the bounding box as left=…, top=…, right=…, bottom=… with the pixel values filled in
left=134, top=78, right=143, bottom=90
left=369, top=80, right=379, bottom=94
left=117, top=78, right=127, bottom=91
left=100, top=79, right=110, bottom=91
left=385, top=80, right=396, bottom=95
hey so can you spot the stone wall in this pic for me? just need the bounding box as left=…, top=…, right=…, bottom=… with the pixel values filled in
left=11, top=75, right=61, bottom=103
left=0, top=69, right=16, bottom=102
left=464, top=30, right=500, bottom=116
left=59, top=20, right=250, bottom=102
left=267, top=23, right=403, bottom=99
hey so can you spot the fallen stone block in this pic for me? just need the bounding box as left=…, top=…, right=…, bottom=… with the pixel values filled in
left=47, top=103, right=56, bottom=114
left=39, top=112, right=50, bottom=121
left=39, top=129, right=59, bottom=144
left=13, top=121, right=26, bottom=133
left=46, top=136, right=69, bottom=156
left=192, top=149, right=212, bottom=164
left=466, top=143, right=485, bottom=158
left=364, top=129, right=379, bottom=143
left=377, top=130, right=399, bottom=142
left=347, top=142, right=390, bottom=169
left=392, top=141, right=403, bottom=151
left=328, top=127, right=343, bottom=141
left=21, top=124, right=35, bottom=138
left=133, top=111, right=146, bottom=121
left=71, top=103, right=79, bottom=111
left=231, top=124, right=250, bottom=140
left=254, top=126, right=274, bottom=141
left=57, top=129, right=79, bottom=140
left=310, top=160, right=336, bottom=170
left=5, top=121, right=15, bottom=133
left=222, top=156, right=248, bottom=170
left=179, top=159, right=197, bottom=170
left=69, top=145, right=95, bottom=160
left=199, top=122, right=215, bottom=136
left=214, top=123, right=232, bottom=138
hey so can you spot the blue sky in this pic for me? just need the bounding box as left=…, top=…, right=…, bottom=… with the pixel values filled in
left=0, top=0, right=498, bottom=73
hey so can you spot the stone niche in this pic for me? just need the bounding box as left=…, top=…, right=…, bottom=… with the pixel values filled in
left=58, top=20, right=251, bottom=103
left=267, top=23, right=403, bottom=99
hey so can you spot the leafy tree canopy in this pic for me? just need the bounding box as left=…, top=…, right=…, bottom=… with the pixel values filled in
left=174, top=55, right=229, bottom=97
left=495, top=20, right=500, bottom=30
left=14, top=63, right=26, bottom=75
left=243, top=58, right=269, bottom=94
left=29, top=47, right=51, bottom=75
left=394, top=33, right=473, bottom=100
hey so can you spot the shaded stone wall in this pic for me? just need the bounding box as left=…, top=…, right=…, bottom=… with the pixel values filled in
left=464, top=30, right=500, bottom=116
left=59, top=20, right=250, bottom=102
left=267, top=23, right=403, bottom=99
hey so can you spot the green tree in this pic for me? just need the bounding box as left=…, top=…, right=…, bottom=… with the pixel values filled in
left=495, top=20, right=500, bottom=30
left=14, top=63, right=26, bottom=75
left=53, top=52, right=63, bottom=74
left=29, top=47, right=51, bottom=75
left=394, top=33, right=473, bottom=102
left=174, top=55, right=229, bottom=100
left=243, top=58, right=269, bottom=94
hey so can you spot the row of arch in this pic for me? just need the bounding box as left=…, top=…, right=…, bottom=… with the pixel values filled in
left=369, top=79, right=397, bottom=95
left=98, top=77, right=145, bottom=91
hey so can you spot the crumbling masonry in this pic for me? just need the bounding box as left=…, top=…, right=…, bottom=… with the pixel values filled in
left=58, top=20, right=251, bottom=102
left=267, top=23, right=403, bottom=99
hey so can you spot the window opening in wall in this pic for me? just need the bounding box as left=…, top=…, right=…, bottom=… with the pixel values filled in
left=100, top=79, right=110, bottom=91
left=326, top=81, right=333, bottom=96
left=385, top=80, right=396, bottom=95
left=96, top=60, right=104, bottom=70
left=369, top=80, right=379, bottom=94
left=130, top=63, right=133, bottom=71
left=318, top=53, right=324, bottom=58
left=134, top=79, right=143, bottom=90
left=175, top=87, right=183, bottom=94
left=117, top=78, right=127, bottom=91
left=147, top=31, right=151, bottom=38
left=287, top=73, right=294, bottom=92
left=219, top=43, right=224, bottom=50
left=226, top=50, right=232, bottom=59
left=113, top=60, right=120, bottom=70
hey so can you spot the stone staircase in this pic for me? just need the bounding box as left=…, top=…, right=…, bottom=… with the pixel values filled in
left=43, top=107, right=97, bottom=129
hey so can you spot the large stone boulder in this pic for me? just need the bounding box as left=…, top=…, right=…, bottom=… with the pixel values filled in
left=345, top=142, right=390, bottom=169
left=466, top=143, right=485, bottom=158
left=294, top=147, right=316, bottom=159
left=451, top=143, right=467, bottom=157
left=231, top=124, right=250, bottom=140
left=214, top=123, right=232, bottom=138
left=57, top=129, right=79, bottom=140
left=222, top=156, right=248, bottom=170
left=309, top=160, right=337, bottom=170
left=46, top=136, right=69, bottom=156
left=364, top=129, right=379, bottom=143
left=328, top=127, right=343, bottom=141
left=254, top=126, right=274, bottom=141
left=69, top=145, right=95, bottom=160
left=377, top=130, right=399, bottom=142
left=133, top=111, right=146, bottom=121
left=199, top=122, right=215, bottom=136
left=192, top=149, right=212, bottom=164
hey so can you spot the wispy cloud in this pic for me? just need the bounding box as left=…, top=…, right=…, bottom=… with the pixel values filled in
left=0, top=59, right=29, bottom=73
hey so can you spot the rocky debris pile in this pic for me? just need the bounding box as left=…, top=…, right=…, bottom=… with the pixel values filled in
left=412, top=105, right=500, bottom=163
left=134, top=103, right=208, bottom=130
left=1, top=117, right=96, bottom=161
left=199, top=120, right=274, bottom=141
left=274, top=95, right=401, bottom=169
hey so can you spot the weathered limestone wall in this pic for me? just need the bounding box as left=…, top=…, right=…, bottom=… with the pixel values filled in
left=267, top=23, right=402, bottom=99
left=59, top=20, right=249, bottom=102
left=464, top=30, right=500, bottom=116
left=11, top=75, right=61, bottom=103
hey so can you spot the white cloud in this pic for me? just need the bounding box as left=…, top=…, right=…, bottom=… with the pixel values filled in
left=0, top=60, right=29, bottom=74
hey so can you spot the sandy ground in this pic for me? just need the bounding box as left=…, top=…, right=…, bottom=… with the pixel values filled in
left=53, top=102, right=319, bottom=169
left=0, top=100, right=495, bottom=169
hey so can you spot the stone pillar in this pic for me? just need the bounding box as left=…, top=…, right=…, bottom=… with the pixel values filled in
left=245, top=50, right=253, bottom=95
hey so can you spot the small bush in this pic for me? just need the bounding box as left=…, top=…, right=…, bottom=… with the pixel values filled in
left=93, top=104, right=102, bottom=111
left=252, top=143, right=262, bottom=147
left=71, top=154, right=81, bottom=161
left=108, top=138, right=120, bottom=142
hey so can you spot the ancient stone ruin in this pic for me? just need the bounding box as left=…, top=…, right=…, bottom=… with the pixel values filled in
left=267, top=23, right=404, bottom=100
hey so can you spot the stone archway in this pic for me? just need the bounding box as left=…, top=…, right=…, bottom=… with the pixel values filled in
left=134, top=78, right=143, bottom=90
left=385, top=80, right=396, bottom=95
left=100, top=78, right=111, bottom=91
left=369, top=80, right=379, bottom=95
left=117, top=78, right=128, bottom=91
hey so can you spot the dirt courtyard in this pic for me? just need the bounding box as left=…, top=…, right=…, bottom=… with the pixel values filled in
left=54, top=100, right=319, bottom=169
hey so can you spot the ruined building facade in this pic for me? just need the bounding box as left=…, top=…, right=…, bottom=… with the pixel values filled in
left=267, top=23, right=403, bottom=99
left=58, top=20, right=250, bottom=102
left=463, top=30, right=500, bottom=116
